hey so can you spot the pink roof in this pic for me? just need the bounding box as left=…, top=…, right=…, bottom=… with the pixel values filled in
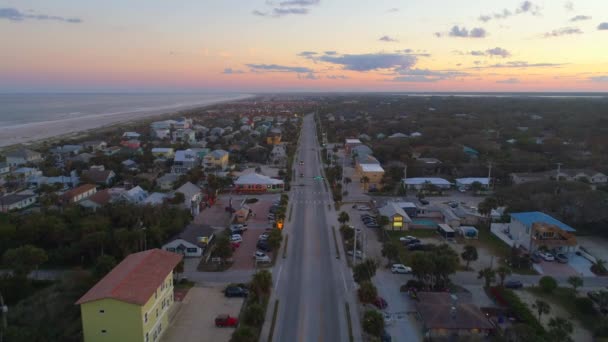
left=76, top=249, right=182, bottom=305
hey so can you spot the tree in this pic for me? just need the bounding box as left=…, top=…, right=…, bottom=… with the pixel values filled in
left=496, top=266, right=512, bottom=287
left=460, top=245, right=478, bottom=269
left=232, top=326, right=257, bottom=342
left=171, top=192, right=185, bottom=204
left=251, top=270, right=273, bottom=300
left=377, top=216, right=389, bottom=229
left=567, top=275, right=583, bottom=293
left=357, top=281, right=378, bottom=303
left=353, top=259, right=377, bottom=283
left=532, top=299, right=551, bottom=322
left=267, top=229, right=283, bottom=251
left=539, top=276, right=558, bottom=294
left=547, top=317, right=574, bottom=342
left=340, top=225, right=355, bottom=240
left=362, top=310, right=384, bottom=337
left=478, top=197, right=498, bottom=217
left=338, top=211, right=350, bottom=224
left=242, top=303, right=265, bottom=326
left=2, top=245, right=48, bottom=277
left=381, top=241, right=400, bottom=264
left=471, top=181, right=483, bottom=192
left=477, top=267, right=496, bottom=288
left=213, top=236, right=233, bottom=260
left=93, top=255, right=117, bottom=280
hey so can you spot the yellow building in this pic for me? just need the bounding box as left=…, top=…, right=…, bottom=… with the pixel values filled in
left=76, top=249, right=182, bottom=342
left=356, top=163, right=385, bottom=191
left=203, top=149, right=230, bottom=170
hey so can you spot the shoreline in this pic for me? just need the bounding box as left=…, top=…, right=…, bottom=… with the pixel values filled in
left=0, top=94, right=254, bottom=149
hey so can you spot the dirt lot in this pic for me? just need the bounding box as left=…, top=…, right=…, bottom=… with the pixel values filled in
left=163, top=284, right=244, bottom=342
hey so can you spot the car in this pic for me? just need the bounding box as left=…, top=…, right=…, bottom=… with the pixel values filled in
left=391, top=264, right=412, bottom=274
left=230, top=241, right=241, bottom=249
left=505, top=280, right=524, bottom=289
left=373, top=297, right=388, bottom=310
left=353, top=204, right=371, bottom=211
left=230, top=226, right=246, bottom=234
left=404, top=238, right=421, bottom=246
left=347, top=250, right=363, bottom=259
left=362, top=217, right=377, bottom=223
left=224, top=286, right=248, bottom=298
left=380, top=329, right=392, bottom=342
left=366, top=223, right=380, bottom=228
left=555, top=253, right=568, bottom=263
left=538, top=251, right=555, bottom=262
left=448, top=201, right=459, bottom=208
left=408, top=243, right=425, bottom=251
left=230, top=234, right=242, bottom=243
left=360, top=213, right=374, bottom=218
left=258, top=233, right=270, bottom=241
left=300, top=161, right=304, bottom=165
left=458, top=187, right=467, bottom=193
left=300, top=173, right=304, bottom=177
left=253, top=251, right=271, bottom=263
left=530, top=253, right=542, bottom=264
left=256, top=241, right=272, bottom=252
left=399, top=235, right=417, bottom=243
left=588, top=290, right=602, bottom=303
left=215, top=314, right=239, bottom=327
left=419, top=198, right=430, bottom=205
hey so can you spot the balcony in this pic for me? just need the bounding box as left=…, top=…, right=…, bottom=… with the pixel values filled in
left=530, top=223, right=577, bottom=248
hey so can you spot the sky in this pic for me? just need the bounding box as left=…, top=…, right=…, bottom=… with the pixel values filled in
left=0, top=0, right=607, bottom=92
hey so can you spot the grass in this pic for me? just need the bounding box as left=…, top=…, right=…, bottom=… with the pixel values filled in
left=332, top=226, right=341, bottom=259
left=345, top=302, right=354, bottom=342
left=267, top=299, right=280, bottom=342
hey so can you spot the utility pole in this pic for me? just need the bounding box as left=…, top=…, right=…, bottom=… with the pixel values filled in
left=403, top=164, right=408, bottom=191
left=487, top=161, right=493, bottom=189
left=353, top=227, right=358, bottom=265
left=556, top=162, right=563, bottom=181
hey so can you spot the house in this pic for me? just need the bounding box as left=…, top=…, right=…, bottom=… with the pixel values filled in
left=142, top=192, right=168, bottom=206
left=82, top=140, right=107, bottom=152
left=388, top=132, right=408, bottom=139
left=82, top=169, right=116, bottom=186
left=203, top=150, right=229, bottom=170
left=234, top=173, right=284, bottom=193
left=151, top=148, right=175, bottom=159
left=393, top=201, right=418, bottom=218
left=174, top=182, right=203, bottom=216
left=70, top=152, right=95, bottom=164
left=50, top=144, right=83, bottom=156
left=4, top=148, right=42, bottom=166
left=172, top=129, right=196, bottom=144
left=266, top=128, right=282, bottom=145
left=173, top=118, right=192, bottom=130
left=0, top=192, right=38, bottom=212
left=162, top=224, right=216, bottom=257
left=12, top=167, right=41, bottom=179
left=463, top=146, right=479, bottom=158
left=62, top=184, right=97, bottom=204
left=455, top=177, right=490, bottom=190
left=507, top=211, right=577, bottom=254
left=120, top=186, right=149, bottom=204
left=150, top=120, right=177, bottom=130
left=557, top=169, right=608, bottom=184
left=157, top=173, right=180, bottom=191
left=403, top=177, right=452, bottom=190
left=351, top=145, right=373, bottom=158
left=152, top=129, right=171, bottom=140
left=79, top=189, right=112, bottom=210
left=121, top=139, right=141, bottom=149
left=104, top=146, right=121, bottom=156
left=0, top=163, right=10, bottom=174
left=356, top=164, right=384, bottom=191
left=510, top=172, right=549, bottom=184
left=122, top=131, right=141, bottom=140
left=344, top=139, right=362, bottom=154
left=378, top=202, right=412, bottom=231
left=410, top=132, right=422, bottom=137
left=76, top=249, right=181, bottom=342
left=28, top=171, right=79, bottom=188
left=172, top=149, right=199, bottom=174
left=269, top=144, right=287, bottom=166
left=121, top=159, right=138, bottom=171
left=415, top=292, right=494, bottom=339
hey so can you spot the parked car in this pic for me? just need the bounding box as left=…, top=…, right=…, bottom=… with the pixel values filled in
left=256, top=241, right=272, bottom=252
left=353, top=204, right=371, bottom=211
left=347, top=250, right=363, bottom=259
left=360, top=214, right=374, bottom=219
left=505, top=280, right=524, bottom=289
left=404, top=239, right=421, bottom=246
left=299, top=161, right=304, bottom=165
left=399, top=235, right=417, bottom=243
left=230, top=224, right=246, bottom=230
left=530, top=253, right=542, bottom=264
left=408, top=243, right=429, bottom=251
left=230, top=234, right=243, bottom=243
left=391, top=264, right=412, bottom=274
left=230, top=241, right=241, bottom=249
left=448, top=201, right=459, bottom=208
left=419, top=198, right=430, bottom=205
left=215, top=314, right=239, bottom=327
left=373, top=297, right=388, bottom=310
left=253, top=251, right=271, bottom=263
left=224, top=286, right=248, bottom=298
left=537, top=251, right=555, bottom=262
left=258, top=233, right=270, bottom=241
left=555, top=253, right=568, bottom=264
left=365, top=223, right=380, bottom=228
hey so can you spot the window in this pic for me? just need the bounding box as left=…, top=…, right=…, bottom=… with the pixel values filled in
left=167, top=247, right=175, bottom=252
left=186, top=247, right=198, bottom=253
left=144, top=313, right=148, bottom=323
left=156, top=308, right=159, bottom=317
left=145, top=333, right=149, bottom=342
left=101, top=330, right=107, bottom=334
left=99, top=309, right=105, bottom=314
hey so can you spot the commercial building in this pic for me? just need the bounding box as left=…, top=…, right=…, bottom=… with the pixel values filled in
left=234, top=173, right=284, bottom=193
left=507, top=211, right=577, bottom=253
left=344, top=138, right=362, bottom=154
left=403, top=177, right=452, bottom=190
left=356, top=163, right=385, bottom=191
left=76, top=249, right=182, bottom=342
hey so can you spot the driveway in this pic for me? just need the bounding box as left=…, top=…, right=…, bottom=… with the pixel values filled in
left=577, top=236, right=608, bottom=261
left=163, top=284, right=244, bottom=342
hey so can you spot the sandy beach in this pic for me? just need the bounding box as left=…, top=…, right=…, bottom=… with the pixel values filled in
left=0, top=93, right=253, bottom=148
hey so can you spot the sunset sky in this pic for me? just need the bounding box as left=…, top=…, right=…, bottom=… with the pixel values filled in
left=1, top=0, right=607, bottom=92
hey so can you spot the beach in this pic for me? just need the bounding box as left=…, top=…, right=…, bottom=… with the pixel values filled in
left=0, top=93, right=253, bottom=148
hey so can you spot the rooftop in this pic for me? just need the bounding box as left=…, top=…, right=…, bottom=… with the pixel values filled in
left=235, top=173, right=283, bottom=185
left=511, top=211, right=576, bottom=232
left=360, top=164, right=385, bottom=173
left=403, top=177, right=452, bottom=185
left=416, top=292, right=493, bottom=331
left=76, top=249, right=182, bottom=306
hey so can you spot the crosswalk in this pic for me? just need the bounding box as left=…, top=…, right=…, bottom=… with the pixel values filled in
left=292, top=199, right=333, bottom=205
left=292, top=190, right=326, bottom=195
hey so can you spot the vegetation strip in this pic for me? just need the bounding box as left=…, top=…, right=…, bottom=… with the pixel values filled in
left=332, top=226, right=341, bottom=259
left=283, top=234, right=288, bottom=259
left=345, top=302, right=354, bottom=342
left=288, top=203, right=293, bottom=222
left=267, top=299, right=280, bottom=342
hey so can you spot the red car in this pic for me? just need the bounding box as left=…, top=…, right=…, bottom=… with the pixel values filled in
left=215, top=314, right=239, bottom=327
left=231, top=241, right=241, bottom=249
left=373, top=297, right=388, bottom=310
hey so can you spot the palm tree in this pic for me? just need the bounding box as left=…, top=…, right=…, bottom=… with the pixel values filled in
left=477, top=267, right=496, bottom=288
left=532, top=299, right=550, bottom=323
left=547, top=317, right=574, bottom=342
left=496, top=266, right=512, bottom=287
left=461, top=245, right=478, bottom=269
left=338, top=211, right=350, bottom=224
left=567, top=276, right=583, bottom=293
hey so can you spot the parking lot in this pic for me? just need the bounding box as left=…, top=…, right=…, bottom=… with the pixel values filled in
left=163, top=284, right=244, bottom=342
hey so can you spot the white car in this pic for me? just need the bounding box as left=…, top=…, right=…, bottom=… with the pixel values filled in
left=538, top=251, right=555, bottom=262
left=347, top=250, right=363, bottom=259
left=253, top=251, right=271, bottom=263
left=258, top=233, right=270, bottom=241
left=391, top=264, right=412, bottom=274
left=230, top=234, right=243, bottom=243
left=399, top=236, right=417, bottom=243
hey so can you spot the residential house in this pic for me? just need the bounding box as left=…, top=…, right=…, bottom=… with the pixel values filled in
left=120, top=186, right=149, bottom=204
left=269, top=144, right=287, bottom=166
left=173, top=118, right=192, bottom=130
left=150, top=120, right=177, bottom=130
left=151, top=148, right=175, bottom=159
left=79, top=189, right=112, bottom=210
left=50, top=144, right=83, bottom=156
left=414, top=157, right=442, bottom=174
left=557, top=169, right=608, bottom=184
left=378, top=202, right=412, bottom=231
left=121, top=159, right=138, bottom=171
left=234, top=173, right=284, bottom=193
left=82, top=169, right=116, bottom=186
left=172, top=129, right=196, bottom=144
left=209, top=127, right=225, bottom=136
left=356, top=164, right=384, bottom=191
left=76, top=249, right=181, bottom=342
left=162, top=224, right=216, bottom=257
left=344, top=139, right=362, bottom=154
left=203, top=150, right=229, bottom=170
left=507, top=211, right=577, bottom=254
left=121, top=140, right=141, bottom=150
left=122, top=132, right=141, bottom=140
left=403, top=177, right=452, bottom=190
left=0, top=163, right=10, bottom=175
left=266, top=128, right=282, bottom=145
left=455, top=177, right=490, bottom=190
left=104, top=146, right=121, bottom=156
left=0, top=192, right=38, bottom=212
left=12, top=167, right=41, bottom=179
left=156, top=173, right=180, bottom=191
left=62, top=184, right=97, bottom=204
left=510, top=172, right=549, bottom=185
left=388, top=133, right=408, bottom=139
left=5, top=148, right=42, bottom=166
left=152, top=129, right=171, bottom=140
left=351, top=145, right=373, bottom=158
left=28, top=170, right=79, bottom=188
left=71, top=152, right=95, bottom=164
left=82, top=140, right=107, bottom=152
left=142, top=193, right=168, bottom=206
left=172, top=149, right=199, bottom=174
left=174, top=182, right=203, bottom=216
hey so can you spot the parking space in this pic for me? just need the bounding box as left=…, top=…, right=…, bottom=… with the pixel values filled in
left=193, top=197, right=231, bottom=227
left=577, top=236, right=608, bottom=261
left=163, top=285, right=244, bottom=342
left=534, top=259, right=580, bottom=277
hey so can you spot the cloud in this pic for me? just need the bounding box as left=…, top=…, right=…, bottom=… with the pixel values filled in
left=379, top=35, right=398, bottom=42
left=570, top=15, right=591, bottom=22
left=297, top=51, right=318, bottom=58
left=324, top=51, right=337, bottom=55
left=589, top=76, right=608, bottom=82
left=223, top=68, right=245, bottom=74
left=326, top=75, right=349, bottom=79
left=564, top=1, right=574, bottom=11
left=252, top=10, right=267, bottom=16
left=253, top=0, right=318, bottom=17
left=297, top=72, right=318, bottom=80
left=387, top=8, right=399, bottom=13
left=278, top=0, right=320, bottom=6
left=272, top=7, right=309, bottom=16
left=391, top=68, right=469, bottom=82
left=599, top=23, right=608, bottom=30
left=486, top=47, right=511, bottom=57
left=478, top=1, right=541, bottom=22
left=438, top=26, right=487, bottom=38
left=543, top=27, right=583, bottom=37
left=317, top=52, right=418, bottom=71
left=246, top=63, right=313, bottom=73
left=486, top=61, right=564, bottom=68
left=0, top=7, right=82, bottom=23
left=496, top=78, right=520, bottom=84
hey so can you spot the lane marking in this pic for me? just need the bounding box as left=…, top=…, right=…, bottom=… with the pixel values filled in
left=274, top=264, right=283, bottom=292
left=340, top=267, right=348, bottom=293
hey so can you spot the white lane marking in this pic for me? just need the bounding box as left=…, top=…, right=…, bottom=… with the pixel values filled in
left=340, top=267, right=348, bottom=293
left=275, top=264, right=283, bottom=292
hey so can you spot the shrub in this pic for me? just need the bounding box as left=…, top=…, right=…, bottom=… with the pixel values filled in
left=403, top=280, right=424, bottom=291
left=574, top=297, right=596, bottom=315
left=357, top=281, right=378, bottom=303
left=539, top=276, right=558, bottom=294
left=489, top=287, right=545, bottom=336
left=362, top=310, right=384, bottom=337
left=242, top=303, right=266, bottom=326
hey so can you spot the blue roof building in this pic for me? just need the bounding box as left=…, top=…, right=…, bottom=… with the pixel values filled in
left=510, top=212, right=575, bottom=232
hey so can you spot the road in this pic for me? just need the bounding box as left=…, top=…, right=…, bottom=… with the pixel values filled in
left=268, top=114, right=360, bottom=342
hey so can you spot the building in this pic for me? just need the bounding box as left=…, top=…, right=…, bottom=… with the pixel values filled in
left=0, top=192, right=37, bottom=212
left=269, top=144, right=287, bottom=166
left=174, top=182, right=203, bottom=216
left=351, top=145, right=373, bottom=159
left=234, top=173, right=284, bottom=193
left=82, top=169, right=116, bottom=186
left=203, top=149, right=229, bottom=170
left=122, top=132, right=141, bottom=140
left=157, top=173, right=180, bottom=191
left=344, top=138, right=362, bottom=154
left=50, top=144, right=83, bottom=156
left=356, top=164, right=385, bottom=191
left=79, top=189, right=112, bottom=211
left=507, top=211, right=577, bottom=253
left=172, top=149, right=199, bottom=174
left=120, top=186, right=149, bottom=204
left=403, top=177, right=452, bottom=190
left=393, top=202, right=418, bottom=218
left=82, top=140, right=107, bottom=152
left=162, top=224, right=216, bottom=257
left=5, top=148, right=42, bottom=166
left=266, top=128, right=282, bottom=145
left=172, top=129, right=196, bottom=144
left=511, top=169, right=608, bottom=185
left=0, top=162, right=9, bottom=174
left=455, top=177, right=490, bottom=190
left=152, top=129, right=171, bottom=140
left=151, top=148, right=175, bottom=159
left=378, top=202, right=412, bottom=231
left=76, top=249, right=182, bottom=342
left=62, top=184, right=97, bottom=204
